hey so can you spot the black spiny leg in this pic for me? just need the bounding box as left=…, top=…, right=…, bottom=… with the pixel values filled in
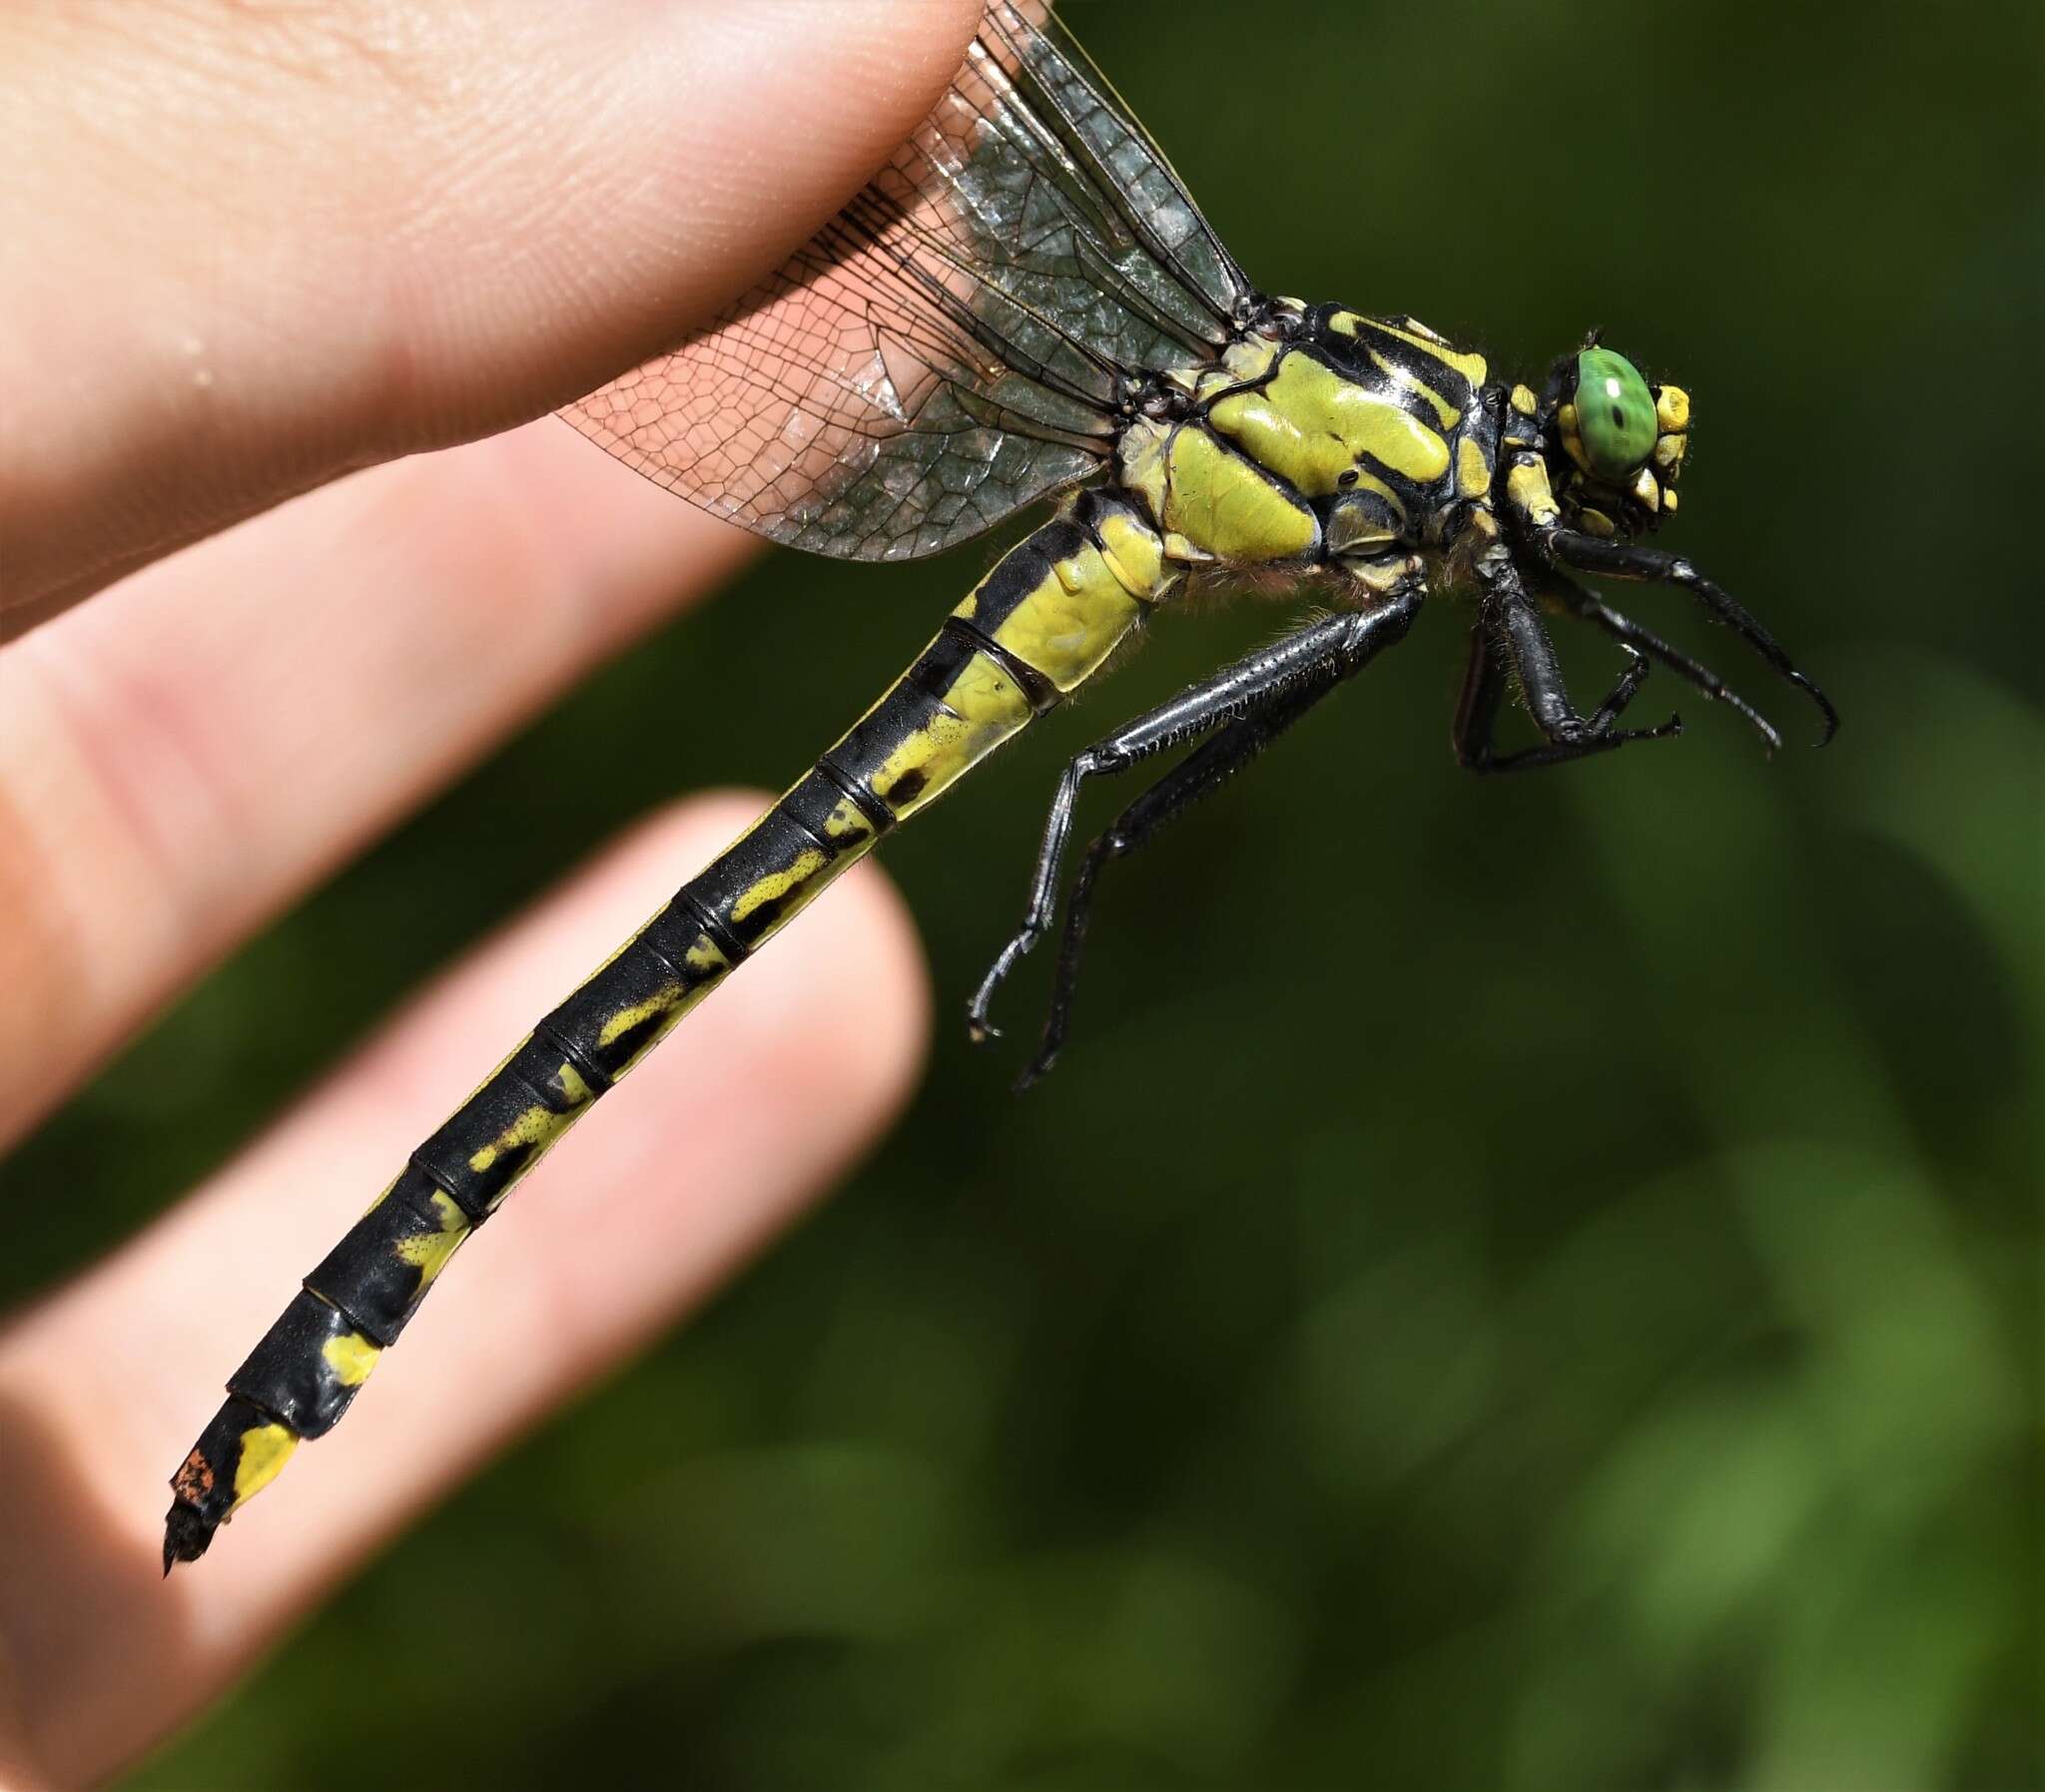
left=1541, top=529, right=1838, bottom=744
left=1019, top=662, right=1350, bottom=1087
left=1453, top=589, right=1682, bottom=775
left=969, top=591, right=1423, bottom=1054
left=1541, top=570, right=1784, bottom=754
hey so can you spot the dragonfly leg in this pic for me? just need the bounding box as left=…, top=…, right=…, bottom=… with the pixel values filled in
left=1539, top=528, right=1838, bottom=745
left=1453, top=581, right=1682, bottom=776
left=1541, top=569, right=1784, bottom=754
left=971, top=587, right=1423, bottom=1061
left=1019, top=665, right=1350, bottom=1087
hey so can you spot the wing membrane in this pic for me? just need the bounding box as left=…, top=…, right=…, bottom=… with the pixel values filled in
left=562, top=2, right=1255, bottom=563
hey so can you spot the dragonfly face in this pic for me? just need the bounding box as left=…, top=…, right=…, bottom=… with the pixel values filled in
left=1533, top=342, right=1693, bottom=540
left=164, top=0, right=1839, bottom=1573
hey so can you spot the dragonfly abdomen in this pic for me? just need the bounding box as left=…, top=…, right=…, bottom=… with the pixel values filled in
left=166, top=490, right=1175, bottom=1567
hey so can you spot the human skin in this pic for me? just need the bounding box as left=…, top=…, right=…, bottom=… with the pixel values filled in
left=0, top=2, right=981, bottom=1782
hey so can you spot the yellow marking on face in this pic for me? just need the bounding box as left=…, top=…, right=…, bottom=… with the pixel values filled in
left=871, top=650, right=1035, bottom=819
left=1655, top=385, right=1691, bottom=431
left=1094, top=509, right=1169, bottom=602
left=1457, top=436, right=1491, bottom=498
left=1506, top=461, right=1561, bottom=526
left=1157, top=424, right=1320, bottom=561
left=396, top=1190, right=470, bottom=1289
left=730, top=848, right=828, bottom=924
left=1366, top=350, right=1459, bottom=431
left=1557, top=402, right=1590, bottom=474
left=1510, top=383, right=1540, bottom=416
left=1208, top=352, right=1450, bottom=496
left=231, top=1423, right=299, bottom=1508
left=322, top=1331, right=381, bottom=1387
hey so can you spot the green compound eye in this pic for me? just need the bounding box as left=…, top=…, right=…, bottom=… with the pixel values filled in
left=1573, top=348, right=1659, bottom=480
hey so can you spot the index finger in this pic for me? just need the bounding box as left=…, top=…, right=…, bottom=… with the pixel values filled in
left=0, top=0, right=983, bottom=627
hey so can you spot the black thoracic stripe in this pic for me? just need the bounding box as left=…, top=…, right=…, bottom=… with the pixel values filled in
left=1354, top=317, right=1477, bottom=406
left=943, top=614, right=1061, bottom=714
left=813, top=754, right=899, bottom=836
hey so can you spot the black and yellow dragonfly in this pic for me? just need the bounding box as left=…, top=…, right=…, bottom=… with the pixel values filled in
left=166, top=0, right=1836, bottom=1568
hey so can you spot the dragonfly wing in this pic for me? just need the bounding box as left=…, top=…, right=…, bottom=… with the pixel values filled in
left=562, top=2, right=1257, bottom=563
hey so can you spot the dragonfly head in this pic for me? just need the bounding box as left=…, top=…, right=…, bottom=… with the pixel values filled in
left=1539, top=339, right=1690, bottom=538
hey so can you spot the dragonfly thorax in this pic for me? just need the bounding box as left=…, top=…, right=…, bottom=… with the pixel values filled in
left=1114, top=304, right=1500, bottom=574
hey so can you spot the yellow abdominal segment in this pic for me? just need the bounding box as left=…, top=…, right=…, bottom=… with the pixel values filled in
left=393, top=1190, right=470, bottom=1290
left=870, top=651, right=1037, bottom=819
left=731, top=848, right=829, bottom=923
left=467, top=1061, right=593, bottom=1175
left=321, top=1331, right=381, bottom=1387
left=960, top=533, right=1151, bottom=693
left=231, top=1423, right=299, bottom=1507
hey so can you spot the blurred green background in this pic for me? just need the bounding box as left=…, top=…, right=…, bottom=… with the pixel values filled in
left=7, top=1, right=2038, bottom=1786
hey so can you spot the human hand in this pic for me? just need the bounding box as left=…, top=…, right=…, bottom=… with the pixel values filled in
left=0, top=2, right=978, bottom=1782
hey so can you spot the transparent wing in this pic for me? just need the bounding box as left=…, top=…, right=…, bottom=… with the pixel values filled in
left=562, top=1, right=1256, bottom=563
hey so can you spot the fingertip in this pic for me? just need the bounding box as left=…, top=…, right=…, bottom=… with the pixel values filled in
left=416, top=0, right=993, bottom=426
left=7, top=0, right=988, bottom=618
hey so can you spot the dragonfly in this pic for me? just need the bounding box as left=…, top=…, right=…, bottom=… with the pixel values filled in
left=165, top=0, right=1836, bottom=1569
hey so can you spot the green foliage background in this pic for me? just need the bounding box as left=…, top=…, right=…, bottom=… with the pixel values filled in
left=8, top=1, right=2038, bottom=1785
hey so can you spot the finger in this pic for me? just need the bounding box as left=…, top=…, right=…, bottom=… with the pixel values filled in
left=0, top=794, right=931, bottom=1786
left=0, top=418, right=749, bottom=1152
left=0, top=0, right=983, bottom=621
